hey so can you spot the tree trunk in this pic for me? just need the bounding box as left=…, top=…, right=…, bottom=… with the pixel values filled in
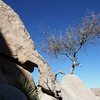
left=69, top=65, right=75, bottom=74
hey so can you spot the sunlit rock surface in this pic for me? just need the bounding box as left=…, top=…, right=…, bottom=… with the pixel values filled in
left=91, top=88, right=100, bottom=98
left=58, top=75, right=100, bottom=100
left=0, top=0, right=54, bottom=87
left=0, top=0, right=99, bottom=100
left=0, top=0, right=55, bottom=99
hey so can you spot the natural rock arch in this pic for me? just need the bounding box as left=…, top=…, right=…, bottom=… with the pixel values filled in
left=0, top=0, right=55, bottom=100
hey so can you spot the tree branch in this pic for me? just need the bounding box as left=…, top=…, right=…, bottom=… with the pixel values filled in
left=54, top=71, right=65, bottom=81
left=38, top=85, right=62, bottom=100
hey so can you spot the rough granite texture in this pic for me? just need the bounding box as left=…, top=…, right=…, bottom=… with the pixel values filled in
left=0, top=1, right=99, bottom=100
left=0, top=0, right=55, bottom=87
left=0, top=0, right=55, bottom=100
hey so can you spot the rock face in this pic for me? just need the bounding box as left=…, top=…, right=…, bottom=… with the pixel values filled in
left=0, top=0, right=55, bottom=100
left=91, top=88, right=100, bottom=97
left=58, top=75, right=100, bottom=100
left=0, top=0, right=54, bottom=84
left=0, top=1, right=99, bottom=100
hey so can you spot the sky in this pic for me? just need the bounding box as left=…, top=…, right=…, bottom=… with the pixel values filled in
left=3, top=0, right=100, bottom=88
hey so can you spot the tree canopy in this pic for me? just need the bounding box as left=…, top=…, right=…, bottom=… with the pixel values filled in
left=40, top=12, right=100, bottom=74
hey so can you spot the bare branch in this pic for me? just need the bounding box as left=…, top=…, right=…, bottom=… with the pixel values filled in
left=40, top=12, right=100, bottom=74
left=54, top=71, right=65, bottom=81
left=38, top=78, right=62, bottom=100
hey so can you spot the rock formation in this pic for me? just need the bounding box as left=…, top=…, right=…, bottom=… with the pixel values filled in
left=58, top=75, right=100, bottom=100
left=0, top=1, right=100, bottom=100
left=0, top=0, right=55, bottom=100
left=91, top=88, right=100, bottom=98
left=37, top=74, right=100, bottom=100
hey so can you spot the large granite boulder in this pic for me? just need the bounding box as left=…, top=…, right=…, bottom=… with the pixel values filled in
left=0, top=0, right=55, bottom=99
left=57, top=75, right=100, bottom=100
left=0, top=0, right=54, bottom=86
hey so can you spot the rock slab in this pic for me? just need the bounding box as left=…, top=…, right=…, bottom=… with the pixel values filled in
left=58, top=75, right=100, bottom=100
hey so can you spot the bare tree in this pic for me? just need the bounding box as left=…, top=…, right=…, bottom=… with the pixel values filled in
left=40, top=12, right=100, bottom=74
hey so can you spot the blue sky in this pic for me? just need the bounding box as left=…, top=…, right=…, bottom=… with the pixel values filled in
left=3, top=0, right=100, bottom=88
